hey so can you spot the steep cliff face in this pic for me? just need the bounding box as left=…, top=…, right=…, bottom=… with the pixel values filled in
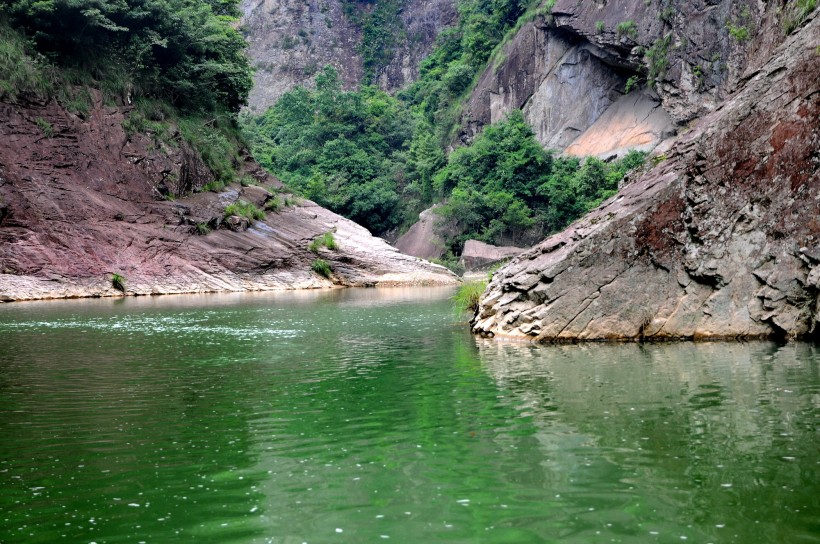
left=472, top=13, right=820, bottom=340
left=0, top=93, right=457, bottom=301
left=459, top=0, right=783, bottom=158
left=241, top=0, right=456, bottom=111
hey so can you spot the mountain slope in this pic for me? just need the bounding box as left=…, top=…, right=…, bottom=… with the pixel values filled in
left=0, top=92, right=457, bottom=301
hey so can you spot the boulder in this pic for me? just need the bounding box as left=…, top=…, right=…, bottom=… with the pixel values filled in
left=459, top=240, right=526, bottom=272
left=394, top=205, right=446, bottom=260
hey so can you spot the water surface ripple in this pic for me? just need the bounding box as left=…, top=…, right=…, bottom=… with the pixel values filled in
left=0, top=288, right=817, bottom=543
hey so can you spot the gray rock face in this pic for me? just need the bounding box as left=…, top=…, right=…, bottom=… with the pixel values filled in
left=472, top=14, right=820, bottom=341
left=460, top=17, right=675, bottom=157
left=241, top=0, right=365, bottom=113
left=459, top=240, right=526, bottom=272
left=241, top=0, right=456, bottom=111
left=394, top=205, right=445, bottom=260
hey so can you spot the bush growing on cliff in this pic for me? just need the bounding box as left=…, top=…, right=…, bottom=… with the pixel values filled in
left=111, top=273, right=126, bottom=293
left=1, top=0, right=253, bottom=114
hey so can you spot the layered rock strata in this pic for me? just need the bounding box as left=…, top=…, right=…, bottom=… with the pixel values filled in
left=472, top=14, right=820, bottom=341
left=0, top=94, right=457, bottom=302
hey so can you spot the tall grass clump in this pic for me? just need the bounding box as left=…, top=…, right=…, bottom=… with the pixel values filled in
left=308, top=231, right=338, bottom=252
left=224, top=200, right=265, bottom=221
left=453, top=280, right=487, bottom=318
left=311, top=258, right=332, bottom=278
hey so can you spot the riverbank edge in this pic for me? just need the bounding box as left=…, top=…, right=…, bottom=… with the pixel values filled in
left=0, top=271, right=461, bottom=303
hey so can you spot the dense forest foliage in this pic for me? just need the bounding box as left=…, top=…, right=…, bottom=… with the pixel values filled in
left=242, top=68, right=645, bottom=255
left=242, top=66, right=412, bottom=233
left=243, top=0, right=647, bottom=262
left=1, top=0, right=253, bottom=185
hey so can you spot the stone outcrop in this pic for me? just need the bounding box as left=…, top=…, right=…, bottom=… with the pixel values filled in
left=0, top=93, right=457, bottom=302
left=458, top=0, right=789, bottom=158
left=472, top=13, right=820, bottom=341
left=240, top=0, right=456, bottom=111
left=459, top=240, right=526, bottom=272
left=393, top=205, right=446, bottom=260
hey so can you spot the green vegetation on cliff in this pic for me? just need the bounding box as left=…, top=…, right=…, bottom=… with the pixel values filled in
left=1, top=0, right=253, bottom=189
left=242, top=0, right=651, bottom=251
left=242, top=66, right=412, bottom=233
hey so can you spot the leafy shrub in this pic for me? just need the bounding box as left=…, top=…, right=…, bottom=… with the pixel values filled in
left=224, top=200, right=265, bottom=221
left=195, top=223, right=211, bottom=235
left=595, top=21, right=605, bottom=33
left=111, top=273, right=126, bottom=293
left=727, top=24, right=749, bottom=41
left=311, top=258, right=332, bottom=278
left=645, top=34, right=672, bottom=87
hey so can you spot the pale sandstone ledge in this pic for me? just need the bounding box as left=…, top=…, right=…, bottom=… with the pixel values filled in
left=472, top=14, right=820, bottom=342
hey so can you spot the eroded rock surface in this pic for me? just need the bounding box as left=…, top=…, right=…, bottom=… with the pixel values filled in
left=394, top=205, right=446, bottom=260
left=459, top=240, right=526, bottom=272
left=0, top=94, right=457, bottom=302
left=472, top=15, right=820, bottom=341
left=241, top=0, right=456, bottom=111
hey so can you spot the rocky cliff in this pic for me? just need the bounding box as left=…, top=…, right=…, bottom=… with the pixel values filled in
left=459, top=0, right=785, bottom=158
left=0, top=93, right=457, bottom=302
left=472, top=11, right=820, bottom=341
left=240, top=0, right=456, bottom=111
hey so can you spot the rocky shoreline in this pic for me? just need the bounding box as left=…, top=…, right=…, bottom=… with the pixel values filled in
left=0, top=93, right=458, bottom=303
left=472, top=13, right=820, bottom=342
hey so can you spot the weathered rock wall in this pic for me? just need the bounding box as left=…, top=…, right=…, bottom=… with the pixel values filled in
left=472, top=13, right=820, bottom=341
left=0, top=93, right=457, bottom=302
left=459, top=0, right=790, bottom=158
left=241, top=0, right=456, bottom=111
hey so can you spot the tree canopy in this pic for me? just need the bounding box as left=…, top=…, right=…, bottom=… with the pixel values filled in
left=1, top=0, right=252, bottom=113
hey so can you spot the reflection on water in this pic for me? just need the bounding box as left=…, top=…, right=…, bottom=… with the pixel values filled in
left=0, top=288, right=817, bottom=543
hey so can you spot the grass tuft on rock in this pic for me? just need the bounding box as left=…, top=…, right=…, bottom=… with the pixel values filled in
left=453, top=280, right=487, bottom=318
left=224, top=200, right=265, bottom=221
left=311, top=258, right=332, bottom=278
left=308, top=232, right=338, bottom=253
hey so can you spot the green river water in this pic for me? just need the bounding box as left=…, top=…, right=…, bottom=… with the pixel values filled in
left=0, top=287, right=817, bottom=543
